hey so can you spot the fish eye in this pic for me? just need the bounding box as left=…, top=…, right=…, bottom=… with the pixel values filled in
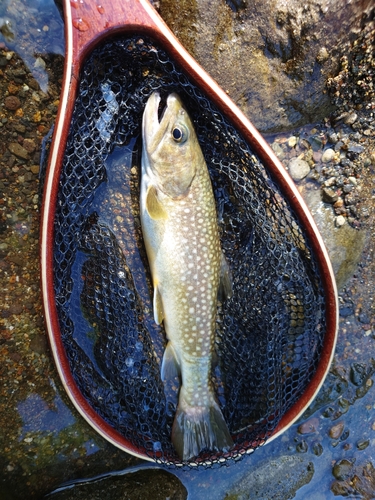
left=172, top=125, right=188, bottom=143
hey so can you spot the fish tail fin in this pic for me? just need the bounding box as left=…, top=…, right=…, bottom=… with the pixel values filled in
left=172, top=396, right=233, bottom=461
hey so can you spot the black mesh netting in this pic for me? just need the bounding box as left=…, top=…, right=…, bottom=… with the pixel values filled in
left=53, top=36, right=326, bottom=466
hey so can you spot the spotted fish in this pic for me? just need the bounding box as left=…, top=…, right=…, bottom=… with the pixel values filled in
left=140, top=92, right=233, bottom=461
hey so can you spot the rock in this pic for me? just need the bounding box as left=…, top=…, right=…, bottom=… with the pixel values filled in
left=224, top=455, right=314, bottom=499
left=288, top=157, right=310, bottom=180
left=322, top=187, right=338, bottom=203
left=322, top=148, right=336, bottom=163
left=343, top=112, right=358, bottom=125
left=298, top=417, right=319, bottom=435
left=329, top=422, right=345, bottom=439
left=302, top=188, right=366, bottom=289
left=8, top=142, right=29, bottom=160
left=332, top=459, right=354, bottom=480
left=45, top=469, right=187, bottom=500
left=159, top=0, right=374, bottom=132
left=4, top=95, right=21, bottom=110
left=335, top=215, right=346, bottom=227
left=331, top=461, right=375, bottom=498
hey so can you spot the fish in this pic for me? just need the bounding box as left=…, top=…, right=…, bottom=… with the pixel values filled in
left=140, top=91, right=233, bottom=461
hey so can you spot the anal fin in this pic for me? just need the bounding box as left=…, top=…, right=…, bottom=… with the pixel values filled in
left=161, top=342, right=180, bottom=382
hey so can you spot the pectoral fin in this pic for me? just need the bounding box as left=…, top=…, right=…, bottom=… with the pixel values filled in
left=153, top=284, right=164, bottom=325
left=161, top=342, right=180, bottom=381
left=218, top=252, right=233, bottom=301
left=146, top=185, right=167, bottom=220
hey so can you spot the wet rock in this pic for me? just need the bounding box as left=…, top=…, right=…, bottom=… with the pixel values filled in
left=159, top=0, right=374, bottom=132
left=288, top=157, right=310, bottom=180
left=312, top=442, right=323, bottom=456
left=297, top=417, right=319, bottom=435
left=357, top=440, right=370, bottom=451
left=335, top=215, right=346, bottom=227
left=322, top=148, right=336, bottom=163
left=329, top=422, right=345, bottom=439
left=302, top=188, right=366, bottom=289
left=322, top=187, right=338, bottom=203
left=332, top=459, right=354, bottom=481
left=350, top=363, right=368, bottom=386
left=224, top=456, right=314, bottom=499
left=332, top=462, right=375, bottom=498
left=46, top=469, right=187, bottom=500
left=343, top=112, right=358, bottom=125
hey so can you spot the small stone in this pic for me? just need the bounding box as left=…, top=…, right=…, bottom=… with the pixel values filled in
left=22, top=139, right=36, bottom=153
left=328, top=132, right=339, bottom=144
left=348, top=143, right=364, bottom=154
left=343, top=184, right=353, bottom=194
left=316, top=47, right=329, bottom=63
left=350, top=363, right=367, bottom=386
left=348, top=176, right=357, bottom=185
left=344, top=112, right=358, bottom=125
left=288, top=136, right=297, bottom=148
left=329, top=422, right=345, bottom=439
left=322, top=148, right=335, bottom=163
left=324, top=176, right=337, bottom=187
left=32, top=111, right=42, bottom=123
left=332, top=459, right=354, bottom=480
left=356, top=439, right=369, bottom=450
left=30, top=165, right=40, bottom=175
left=34, top=56, right=46, bottom=69
left=298, top=418, right=319, bottom=434
left=4, top=95, right=21, bottom=110
left=271, top=142, right=285, bottom=159
left=322, top=187, right=338, bottom=203
left=333, top=197, right=344, bottom=209
left=358, top=312, right=370, bottom=324
left=335, top=215, right=346, bottom=227
left=8, top=142, right=29, bottom=160
left=288, top=157, right=310, bottom=180
left=296, top=440, right=308, bottom=453
left=312, top=442, right=323, bottom=456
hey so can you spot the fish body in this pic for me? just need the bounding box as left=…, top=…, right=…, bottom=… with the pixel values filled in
left=140, top=92, right=233, bottom=460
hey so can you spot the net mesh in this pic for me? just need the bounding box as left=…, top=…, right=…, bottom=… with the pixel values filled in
left=52, top=36, right=326, bottom=466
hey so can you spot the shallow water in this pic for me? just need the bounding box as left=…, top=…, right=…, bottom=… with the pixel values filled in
left=1, top=0, right=374, bottom=499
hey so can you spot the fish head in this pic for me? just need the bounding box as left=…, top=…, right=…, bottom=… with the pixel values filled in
left=142, top=92, right=201, bottom=198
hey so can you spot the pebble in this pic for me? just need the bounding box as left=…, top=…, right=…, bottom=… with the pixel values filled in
left=298, top=418, right=319, bottom=435
left=4, top=95, right=21, bottom=111
left=357, top=439, right=369, bottom=450
left=271, top=142, right=285, bottom=159
left=322, top=187, right=338, bottom=203
left=30, top=165, right=40, bottom=175
left=288, top=157, right=310, bottom=180
left=288, top=136, right=297, bottom=148
left=8, top=142, right=29, bottom=160
left=344, top=112, right=358, bottom=125
left=329, top=422, right=345, bottom=439
left=34, top=56, right=46, bottom=69
left=322, top=148, right=336, bottom=163
left=335, top=215, right=346, bottom=227
left=332, top=459, right=353, bottom=480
